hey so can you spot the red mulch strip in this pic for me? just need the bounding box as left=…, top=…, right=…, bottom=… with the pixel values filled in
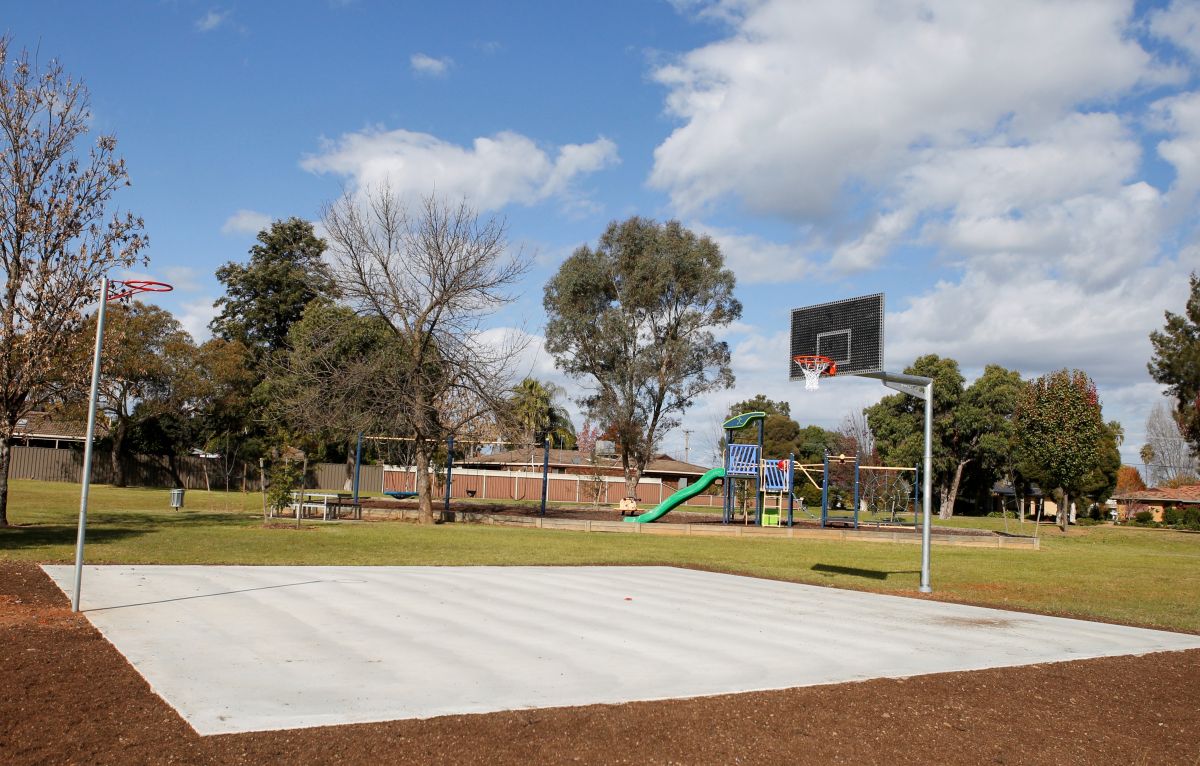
left=2, top=560, right=1196, bottom=765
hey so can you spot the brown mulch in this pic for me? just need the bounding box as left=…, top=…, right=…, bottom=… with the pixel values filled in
left=2, top=561, right=1196, bottom=765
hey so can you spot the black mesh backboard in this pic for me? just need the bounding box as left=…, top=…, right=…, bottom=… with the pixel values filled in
left=789, top=293, right=884, bottom=378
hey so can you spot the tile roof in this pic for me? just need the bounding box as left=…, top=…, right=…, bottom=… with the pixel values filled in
left=1113, top=485, right=1200, bottom=504
left=13, top=411, right=105, bottom=440
left=462, top=448, right=711, bottom=476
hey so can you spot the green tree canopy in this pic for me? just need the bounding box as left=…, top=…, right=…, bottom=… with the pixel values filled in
left=544, top=217, right=741, bottom=495
left=865, top=355, right=965, bottom=518
left=1149, top=273, right=1200, bottom=453
left=1014, top=369, right=1105, bottom=531
left=210, top=217, right=334, bottom=361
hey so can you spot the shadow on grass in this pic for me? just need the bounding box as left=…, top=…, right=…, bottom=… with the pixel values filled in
left=0, top=523, right=149, bottom=549
left=811, top=563, right=920, bottom=581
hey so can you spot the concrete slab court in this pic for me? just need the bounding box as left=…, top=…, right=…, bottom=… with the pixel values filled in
left=43, top=565, right=1200, bottom=736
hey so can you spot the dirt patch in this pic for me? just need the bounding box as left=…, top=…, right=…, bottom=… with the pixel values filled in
left=2, top=561, right=1197, bottom=765
left=358, top=498, right=1000, bottom=537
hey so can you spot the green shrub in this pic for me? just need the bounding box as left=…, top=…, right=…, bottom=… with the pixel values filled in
left=1075, top=518, right=1100, bottom=526
left=1134, top=510, right=1154, bottom=525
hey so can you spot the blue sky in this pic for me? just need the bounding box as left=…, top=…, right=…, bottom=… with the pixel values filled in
left=8, top=1, right=1200, bottom=468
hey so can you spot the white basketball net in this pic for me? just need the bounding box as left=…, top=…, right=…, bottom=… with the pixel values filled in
left=798, top=358, right=830, bottom=391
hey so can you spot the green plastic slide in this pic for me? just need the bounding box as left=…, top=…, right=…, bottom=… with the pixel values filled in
left=624, top=467, right=726, bottom=523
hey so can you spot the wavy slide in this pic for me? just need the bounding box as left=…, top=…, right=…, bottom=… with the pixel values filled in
left=623, top=467, right=726, bottom=523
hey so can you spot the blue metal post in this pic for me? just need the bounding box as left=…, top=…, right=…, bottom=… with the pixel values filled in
left=821, top=451, right=830, bottom=527
left=786, top=453, right=794, bottom=527
left=755, top=419, right=764, bottom=526
left=723, top=429, right=733, bottom=524
left=913, top=464, right=920, bottom=526
left=444, top=435, right=454, bottom=512
left=540, top=437, right=550, bottom=516
left=352, top=431, right=363, bottom=503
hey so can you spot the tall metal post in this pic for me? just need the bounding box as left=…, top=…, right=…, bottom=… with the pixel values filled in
left=352, top=431, right=363, bottom=503
left=72, top=277, right=109, bottom=613
left=444, top=435, right=454, bottom=512
left=786, top=453, right=794, bottom=527
left=920, top=381, right=933, bottom=593
left=540, top=437, right=550, bottom=516
left=754, top=419, right=764, bottom=526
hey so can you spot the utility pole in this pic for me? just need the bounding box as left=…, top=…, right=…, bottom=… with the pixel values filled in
left=683, top=429, right=693, bottom=463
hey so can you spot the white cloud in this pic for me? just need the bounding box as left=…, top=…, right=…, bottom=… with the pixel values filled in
left=195, top=10, right=228, bottom=32
left=410, top=53, right=453, bottom=77
left=221, top=209, right=272, bottom=236
left=175, top=298, right=220, bottom=342
left=689, top=223, right=813, bottom=283
left=652, top=1, right=1165, bottom=219
left=1149, top=0, right=1200, bottom=61
left=159, top=266, right=203, bottom=293
left=301, top=128, right=618, bottom=211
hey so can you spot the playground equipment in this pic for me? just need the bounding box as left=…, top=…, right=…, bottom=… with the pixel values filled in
left=357, top=434, right=554, bottom=515
left=623, top=467, right=725, bottom=523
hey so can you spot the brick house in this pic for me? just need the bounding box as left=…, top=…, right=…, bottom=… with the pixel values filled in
left=1112, top=485, right=1200, bottom=522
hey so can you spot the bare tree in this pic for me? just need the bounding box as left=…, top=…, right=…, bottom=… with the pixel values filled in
left=0, top=41, right=147, bottom=525
left=839, top=410, right=877, bottom=463
left=1142, top=401, right=1198, bottom=487
left=321, top=188, right=528, bottom=523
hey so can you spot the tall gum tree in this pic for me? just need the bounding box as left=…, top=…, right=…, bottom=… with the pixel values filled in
left=544, top=217, right=741, bottom=497
left=0, top=41, right=147, bottom=525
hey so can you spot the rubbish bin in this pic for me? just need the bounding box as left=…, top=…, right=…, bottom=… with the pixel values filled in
left=169, top=488, right=185, bottom=509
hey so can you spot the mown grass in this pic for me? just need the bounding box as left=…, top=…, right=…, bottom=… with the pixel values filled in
left=2, top=480, right=1198, bottom=632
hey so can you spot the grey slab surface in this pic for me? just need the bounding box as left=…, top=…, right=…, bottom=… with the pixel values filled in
left=43, top=565, right=1200, bottom=735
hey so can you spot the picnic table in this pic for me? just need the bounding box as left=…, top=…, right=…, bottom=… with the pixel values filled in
left=287, top=491, right=362, bottom=521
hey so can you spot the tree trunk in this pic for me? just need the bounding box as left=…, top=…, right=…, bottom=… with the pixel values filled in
left=1060, top=490, right=1069, bottom=533
left=344, top=440, right=355, bottom=492
left=938, top=460, right=968, bottom=520
left=110, top=419, right=128, bottom=487
left=414, top=443, right=435, bottom=524
left=0, top=437, right=11, bottom=527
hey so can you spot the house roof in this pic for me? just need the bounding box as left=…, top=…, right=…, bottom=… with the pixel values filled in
left=462, top=447, right=711, bottom=477
left=1113, top=485, right=1200, bottom=504
left=13, top=411, right=105, bottom=441
left=990, top=482, right=1046, bottom=497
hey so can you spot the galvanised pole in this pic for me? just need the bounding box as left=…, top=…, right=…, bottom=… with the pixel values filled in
left=72, top=277, right=109, bottom=613
left=920, top=381, right=933, bottom=593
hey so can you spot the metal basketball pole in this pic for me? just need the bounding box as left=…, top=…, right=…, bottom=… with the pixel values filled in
left=865, top=370, right=934, bottom=594
left=72, top=277, right=108, bottom=612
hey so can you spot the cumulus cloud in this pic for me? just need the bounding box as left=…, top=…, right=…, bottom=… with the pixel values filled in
left=642, top=0, right=1200, bottom=456
left=689, top=223, right=814, bottom=283
left=410, top=53, right=452, bottom=77
left=301, top=128, right=618, bottom=211
left=1149, top=0, right=1200, bottom=61
left=221, top=209, right=273, bottom=236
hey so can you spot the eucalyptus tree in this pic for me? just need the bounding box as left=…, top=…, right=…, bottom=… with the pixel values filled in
left=544, top=217, right=741, bottom=496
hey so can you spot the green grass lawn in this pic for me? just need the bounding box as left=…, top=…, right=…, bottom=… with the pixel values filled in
left=2, top=480, right=1198, bottom=633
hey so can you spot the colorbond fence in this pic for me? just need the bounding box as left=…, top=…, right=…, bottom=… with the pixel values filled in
left=7, top=445, right=384, bottom=494
left=382, top=466, right=723, bottom=508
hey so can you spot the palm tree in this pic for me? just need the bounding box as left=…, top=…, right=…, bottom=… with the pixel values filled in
left=506, top=378, right=577, bottom=448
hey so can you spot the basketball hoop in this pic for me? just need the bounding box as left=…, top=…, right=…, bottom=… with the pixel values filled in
left=107, top=279, right=173, bottom=303
left=792, top=355, right=837, bottom=391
